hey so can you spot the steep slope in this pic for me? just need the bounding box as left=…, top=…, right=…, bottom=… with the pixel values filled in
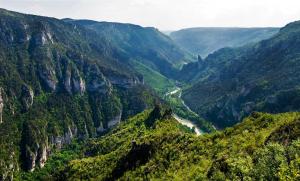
left=182, top=21, right=300, bottom=128
left=0, top=9, right=158, bottom=179
left=170, top=27, right=279, bottom=57
left=23, top=108, right=300, bottom=180
left=65, top=19, right=194, bottom=83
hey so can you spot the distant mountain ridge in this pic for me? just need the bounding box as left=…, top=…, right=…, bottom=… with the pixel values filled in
left=170, top=27, right=279, bottom=57
left=65, top=19, right=194, bottom=77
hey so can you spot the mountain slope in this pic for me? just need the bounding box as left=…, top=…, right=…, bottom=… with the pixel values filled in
left=0, top=9, right=158, bottom=179
left=170, top=27, right=279, bottom=57
left=22, top=108, right=300, bottom=180
left=65, top=19, right=194, bottom=79
left=182, top=21, right=300, bottom=128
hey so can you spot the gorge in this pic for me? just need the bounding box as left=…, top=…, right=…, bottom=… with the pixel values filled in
left=0, top=7, right=299, bottom=181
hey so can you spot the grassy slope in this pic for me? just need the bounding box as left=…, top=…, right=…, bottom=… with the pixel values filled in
left=131, top=60, right=176, bottom=95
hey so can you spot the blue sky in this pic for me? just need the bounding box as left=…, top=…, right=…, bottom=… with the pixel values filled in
left=1, top=0, right=300, bottom=30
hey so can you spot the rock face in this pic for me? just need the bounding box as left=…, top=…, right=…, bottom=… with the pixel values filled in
left=64, top=67, right=86, bottom=95
left=108, top=111, right=122, bottom=128
left=50, top=126, right=77, bottom=150
left=38, top=64, right=58, bottom=92
left=86, top=65, right=111, bottom=94
left=24, top=125, right=79, bottom=171
left=108, top=75, right=140, bottom=88
left=25, top=142, right=49, bottom=172
left=32, top=30, right=53, bottom=46
left=72, top=73, right=86, bottom=95
left=21, top=85, right=34, bottom=111
left=0, top=88, right=3, bottom=124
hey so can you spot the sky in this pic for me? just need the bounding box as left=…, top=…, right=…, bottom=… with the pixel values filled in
left=1, top=0, right=300, bottom=30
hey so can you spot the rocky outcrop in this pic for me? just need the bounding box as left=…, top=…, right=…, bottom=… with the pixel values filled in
left=50, top=126, right=77, bottom=150
left=72, top=73, right=86, bottom=95
left=64, top=67, right=86, bottom=95
left=197, top=55, right=207, bottom=69
left=86, top=65, right=111, bottom=94
left=108, top=111, right=122, bottom=128
left=0, top=151, right=17, bottom=181
left=108, top=75, right=140, bottom=88
left=24, top=125, right=78, bottom=171
left=96, top=122, right=105, bottom=133
left=38, top=64, right=58, bottom=91
left=32, top=31, right=53, bottom=46
left=25, top=142, right=49, bottom=172
left=21, top=85, right=34, bottom=111
left=0, top=88, right=3, bottom=124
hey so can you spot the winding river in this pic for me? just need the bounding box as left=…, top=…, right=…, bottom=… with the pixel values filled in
left=165, top=87, right=203, bottom=135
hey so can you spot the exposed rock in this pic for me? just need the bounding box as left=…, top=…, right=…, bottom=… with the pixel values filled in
left=26, top=126, right=77, bottom=171
left=108, top=111, right=122, bottom=128
left=71, top=69, right=86, bottom=95
left=32, top=31, right=53, bottom=46
left=37, top=145, right=48, bottom=168
left=108, top=75, right=140, bottom=88
left=96, top=122, right=105, bottom=133
left=21, top=85, right=34, bottom=111
left=0, top=88, right=3, bottom=124
left=64, top=70, right=72, bottom=94
left=38, top=64, right=58, bottom=91
left=27, top=150, right=36, bottom=172
left=197, top=55, right=206, bottom=69
left=86, top=65, right=111, bottom=94
left=83, top=123, right=89, bottom=138
left=0, top=151, right=16, bottom=181
left=63, top=65, right=85, bottom=94
left=26, top=143, right=49, bottom=171
left=51, top=126, right=77, bottom=149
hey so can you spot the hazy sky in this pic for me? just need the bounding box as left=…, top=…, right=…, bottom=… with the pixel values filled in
left=1, top=0, right=300, bottom=30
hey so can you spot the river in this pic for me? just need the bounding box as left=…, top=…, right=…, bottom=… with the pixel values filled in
left=165, top=87, right=203, bottom=135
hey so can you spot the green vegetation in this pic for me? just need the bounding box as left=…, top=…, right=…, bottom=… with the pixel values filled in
left=0, top=8, right=158, bottom=179
left=67, top=19, right=194, bottom=78
left=22, top=109, right=300, bottom=180
left=170, top=27, right=279, bottom=57
left=131, top=60, right=176, bottom=95
left=1, top=8, right=300, bottom=181
left=181, top=20, right=300, bottom=128
left=164, top=88, right=215, bottom=132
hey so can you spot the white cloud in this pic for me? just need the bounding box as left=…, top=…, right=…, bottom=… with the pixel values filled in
left=0, top=0, right=300, bottom=30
